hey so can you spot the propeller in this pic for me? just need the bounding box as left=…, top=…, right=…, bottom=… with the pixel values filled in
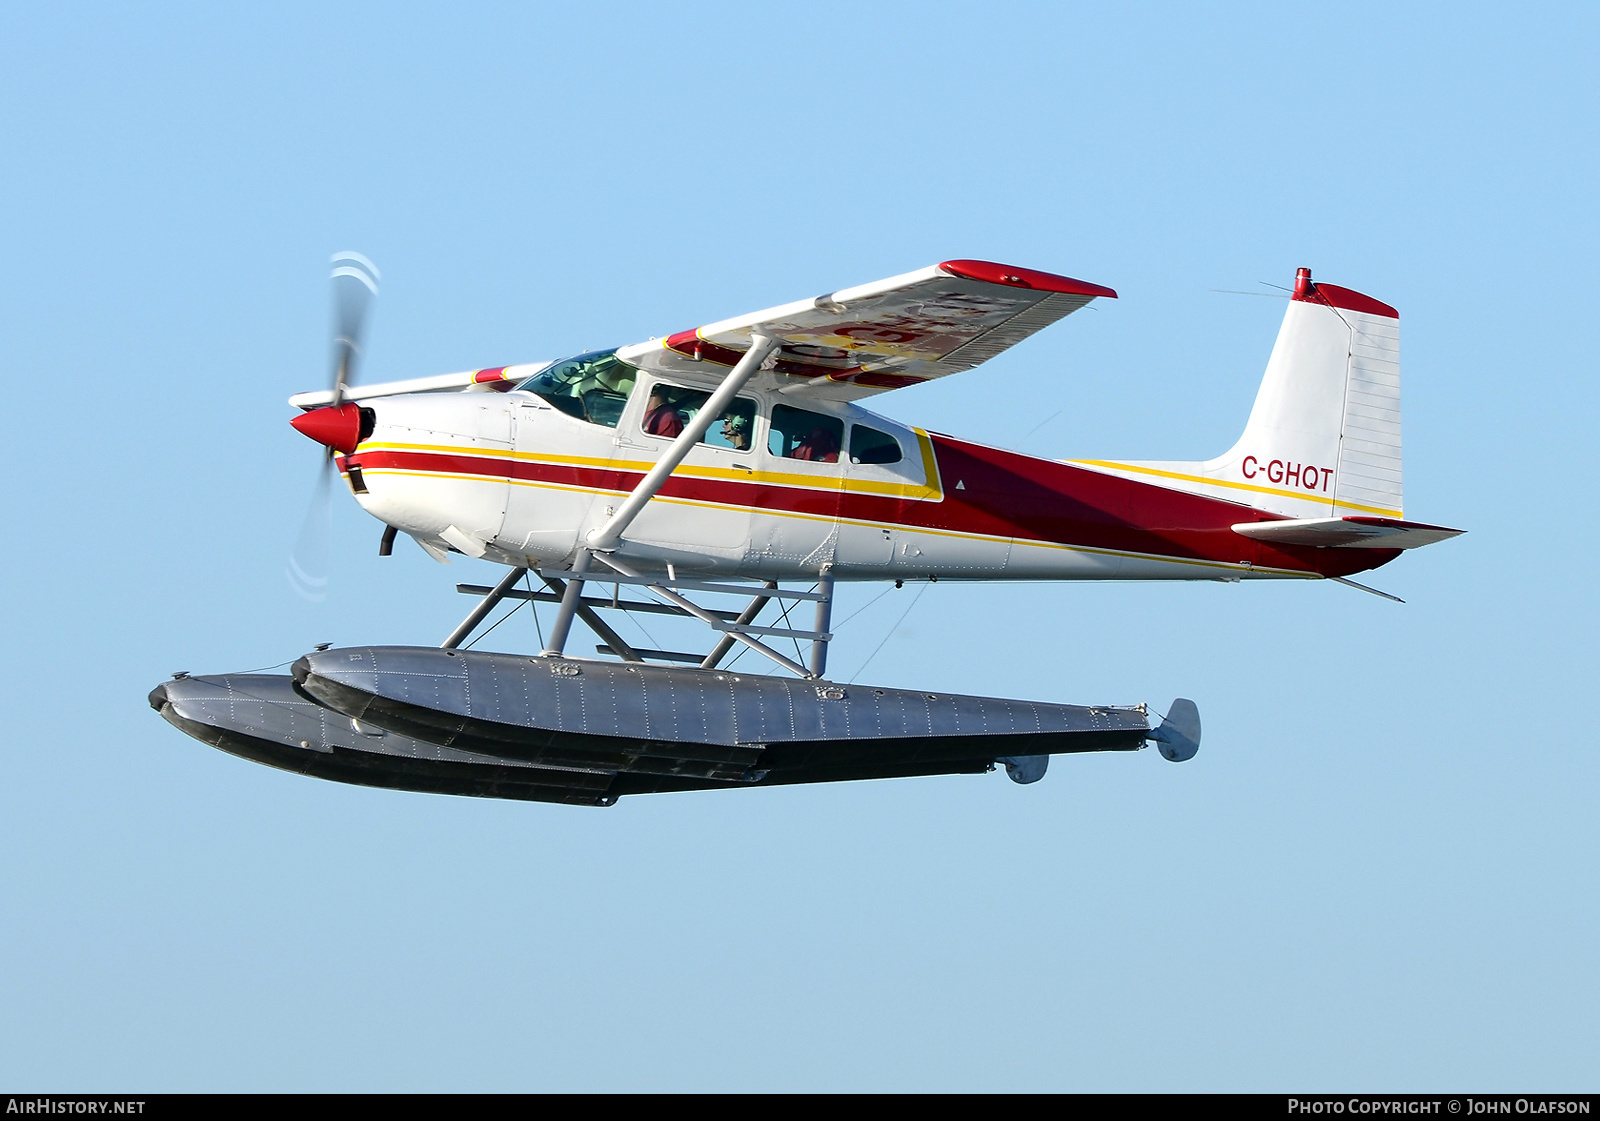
left=287, top=252, right=380, bottom=601
left=328, top=251, right=380, bottom=409
left=287, top=460, right=334, bottom=601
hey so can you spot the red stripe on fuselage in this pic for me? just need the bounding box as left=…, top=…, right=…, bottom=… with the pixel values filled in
left=918, top=436, right=1396, bottom=579
left=345, top=439, right=1397, bottom=579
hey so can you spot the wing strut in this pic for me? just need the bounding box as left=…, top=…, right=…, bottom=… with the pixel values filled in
left=587, top=333, right=780, bottom=552
left=541, top=334, right=781, bottom=662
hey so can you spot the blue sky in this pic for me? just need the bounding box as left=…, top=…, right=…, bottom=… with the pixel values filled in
left=1, top=2, right=1595, bottom=1090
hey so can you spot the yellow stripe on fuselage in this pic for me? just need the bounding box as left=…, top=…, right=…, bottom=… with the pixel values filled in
left=356, top=429, right=946, bottom=501
left=1068, top=459, right=1404, bottom=519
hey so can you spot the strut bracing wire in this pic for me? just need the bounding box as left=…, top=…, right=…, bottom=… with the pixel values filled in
left=848, top=580, right=931, bottom=683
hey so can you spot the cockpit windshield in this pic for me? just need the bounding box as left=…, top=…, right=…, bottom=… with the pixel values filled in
left=515, top=349, right=638, bottom=428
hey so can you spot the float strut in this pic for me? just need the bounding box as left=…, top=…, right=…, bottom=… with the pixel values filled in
left=542, top=574, right=643, bottom=662
left=808, top=567, right=834, bottom=678
left=442, top=566, right=528, bottom=650
left=700, top=582, right=777, bottom=670
left=542, top=549, right=592, bottom=656
left=594, top=553, right=811, bottom=678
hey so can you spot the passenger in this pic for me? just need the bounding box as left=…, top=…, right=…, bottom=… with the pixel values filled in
left=720, top=413, right=751, bottom=451
left=791, top=426, right=839, bottom=463
left=643, top=387, right=684, bottom=438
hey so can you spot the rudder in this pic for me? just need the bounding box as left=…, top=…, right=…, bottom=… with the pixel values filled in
left=1075, top=268, right=1404, bottom=520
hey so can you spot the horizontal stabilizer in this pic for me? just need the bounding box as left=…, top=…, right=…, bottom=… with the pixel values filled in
left=1231, top=516, right=1464, bottom=550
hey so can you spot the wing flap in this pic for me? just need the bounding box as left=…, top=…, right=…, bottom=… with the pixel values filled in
left=1232, top=516, right=1464, bottom=549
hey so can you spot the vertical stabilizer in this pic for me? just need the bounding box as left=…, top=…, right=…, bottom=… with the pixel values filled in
left=1073, top=269, right=1404, bottom=519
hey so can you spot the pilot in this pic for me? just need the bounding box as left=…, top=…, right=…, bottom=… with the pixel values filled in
left=643, top=386, right=684, bottom=438
left=720, top=413, right=751, bottom=451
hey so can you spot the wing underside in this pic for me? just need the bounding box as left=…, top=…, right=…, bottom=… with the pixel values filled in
left=618, top=259, right=1116, bottom=401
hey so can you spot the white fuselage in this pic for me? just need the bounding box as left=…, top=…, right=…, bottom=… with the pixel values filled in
left=338, top=379, right=1332, bottom=586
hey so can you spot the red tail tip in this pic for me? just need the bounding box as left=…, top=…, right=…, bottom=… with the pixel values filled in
left=1294, top=267, right=1313, bottom=298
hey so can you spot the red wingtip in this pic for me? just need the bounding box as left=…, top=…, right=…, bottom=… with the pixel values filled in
left=291, top=403, right=362, bottom=454
left=939, top=260, right=1117, bottom=299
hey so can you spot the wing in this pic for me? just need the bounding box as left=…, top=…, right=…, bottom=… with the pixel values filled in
left=288, top=363, right=547, bottom=408
left=615, top=260, right=1116, bottom=401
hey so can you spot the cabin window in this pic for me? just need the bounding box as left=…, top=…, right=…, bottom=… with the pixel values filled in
left=770, top=404, right=843, bottom=463
left=849, top=424, right=903, bottom=465
left=640, top=382, right=757, bottom=452
left=516, top=350, right=638, bottom=428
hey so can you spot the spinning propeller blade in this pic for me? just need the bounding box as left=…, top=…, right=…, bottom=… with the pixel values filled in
left=328, top=251, right=379, bottom=408
left=287, top=460, right=334, bottom=601
left=286, top=252, right=380, bottom=600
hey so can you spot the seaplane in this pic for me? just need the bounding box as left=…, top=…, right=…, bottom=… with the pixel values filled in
left=151, top=254, right=1462, bottom=806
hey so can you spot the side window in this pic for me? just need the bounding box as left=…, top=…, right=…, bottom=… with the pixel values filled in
left=770, top=404, right=843, bottom=463
left=640, top=382, right=757, bottom=453
left=516, top=350, right=637, bottom=428
left=849, top=424, right=903, bottom=465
